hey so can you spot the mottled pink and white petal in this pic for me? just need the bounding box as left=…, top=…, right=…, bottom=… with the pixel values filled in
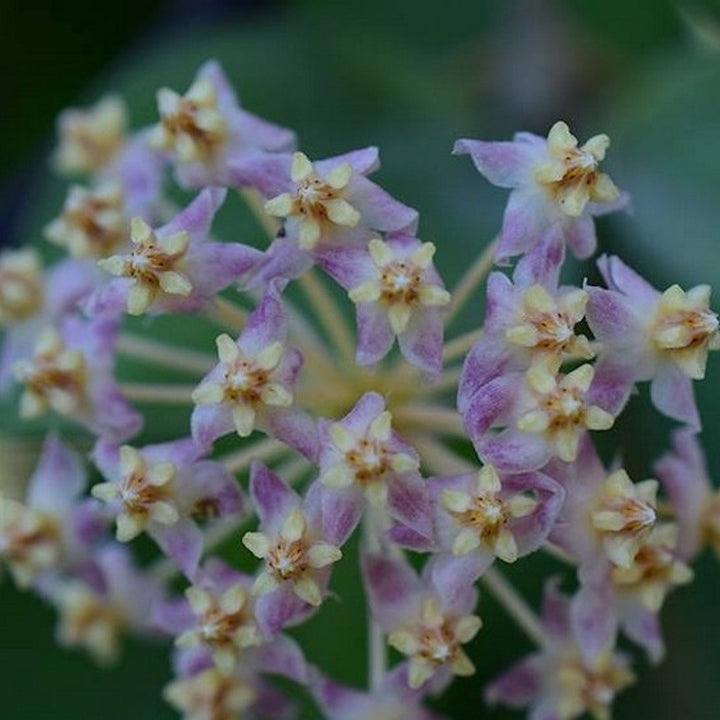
left=320, top=487, right=363, bottom=547
left=486, top=655, right=543, bottom=708
left=512, top=224, right=566, bottom=288
left=650, top=361, right=701, bottom=430
left=27, top=434, right=86, bottom=510
left=397, top=307, right=444, bottom=379
left=463, top=374, right=521, bottom=439
left=458, top=337, right=513, bottom=412
left=356, top=303, right=395, bottom=366
left=152, top=519, right=203, bottom=579
left=249, top=462, right=301, bottom=533
left=163, top=187, right=227, bottom=239
left=345, top=174, right=419, bottom=233
left=314, top=146, right=379, bottom=177
left=453, top=139, right=537, bottom=188
left=564, top=213, right=597, bottom=259
left=362, top=554, right=422, bottom=632
left=572, top=566, right=618, bottom=663
left=252, top=634, right=308, bottom=683
left=387, top=472, right=432, bottom=542
left=596, top=254, right=659, bottom=307
left=497, top=188, right=548, bottom=262
left=477, top=430, right=551, bottom=473
left=620, top=601, right=665, bottom=664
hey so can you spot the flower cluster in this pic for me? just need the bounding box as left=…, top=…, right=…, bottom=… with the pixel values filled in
left=1, top=61, right=718, bottom=720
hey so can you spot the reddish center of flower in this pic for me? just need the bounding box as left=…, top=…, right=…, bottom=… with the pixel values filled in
left=267, top=538, right=309, bottom=580
left=118, top=472, right=168, bottom=515
left=223, top=360, right=270, bottom=404
left=65, top=194, right=126, bottom=257
left=162, top=100, right=226, bottom=159
left=379, top=262, right=423, bottom=305
left=295, top=175, right=342, bottom=218
left=0, top=503, right=61, bottom=571
left=345, top=438, right=392, bottom=484
left=543, top=387, right=585, bottom=428
left=458, top=496, right=507, bottom=538
left=419, top=623, right=459, bottom=665
left=19, top=344, right=88, bottom=413
left=198, top=605, right=249, bottom=646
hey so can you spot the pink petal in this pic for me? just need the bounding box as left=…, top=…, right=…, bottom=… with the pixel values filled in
left=564, top=213, right=597, bottom=259
left=356, top=303, right=395, bottom=366
left=362, top=554, right=421, bottom=632
left=453, top=138, right=537, bottom=189
left=650, top=361, right=701, bottom=429
left=345, top=174, right=418, bottom=233
left=250, top=461, right=300, bottom=533
left=398, top=307, right=444, bottom=379
left=28, top=434, right=86, bottom=510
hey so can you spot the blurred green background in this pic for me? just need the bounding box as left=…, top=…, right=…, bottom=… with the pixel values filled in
left=3, top=0, right=720, bottom=717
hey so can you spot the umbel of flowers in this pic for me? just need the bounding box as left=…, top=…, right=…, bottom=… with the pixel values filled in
left=0, top=59, right=718, bottom=719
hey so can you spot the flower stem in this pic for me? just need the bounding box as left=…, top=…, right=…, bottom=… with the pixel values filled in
left=363, top=510, right=387, bottom=691
left=239, top=188, right=281, bottom=239
left=120, top=382, right=195, bottom=404
left=298, top=269, right=356, bottom=362
left=410, top=433, right=475, bottom=475
left=221, top=438, right=289, bottom=474
left=542, top=541, right=577, bottom=566
left=396, top=404, right=465, bottom=436
left=205, top=297, right=248, bottom=333
left=442, top=328, right=484, bottom=364
left=416, top=367, right=461, bottom=395
left=117, top=333, right=215, bottom=375
left=444, top=238, right=497, bottom=327
left=482, top=567, right=546, bottom=646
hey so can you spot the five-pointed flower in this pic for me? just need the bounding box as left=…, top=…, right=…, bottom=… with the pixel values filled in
left=455, top=120, right=626, bottom=262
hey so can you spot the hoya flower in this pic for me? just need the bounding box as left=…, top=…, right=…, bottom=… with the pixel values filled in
left=164, top=665, right=297, bottom=720
left=655, top=429, right=720, bottom=560
left=547, top=437, right=690, bottom=663
left=163, top=558, right=309, bottom=682
left=236, top=147, right=418, bottom=286
left=586, top=255, right=719, bottom=428
left=319, top=235, right=450, bottom=376
left=0, top=249, right=98, bottom=389
left=242, top=464, right=354, bottom=630
left=53, top=95, right=128, bottom=176
left=164, top=623, right=304, bottom=720
left=0, top=435, right=105, bottom=587
left=459, top=228, right=592, bottom=411
left=91, top=438, right=244, bottom=577
left=487, top=581, right=634, bottom=720
left=455, top=120, right=625, bottom=262
left=12, top=316, right=142, bottom=442
left=45, top=181, right=131, bottom=259
left=191, top=283, right=317, bottom=459
left=95, top=188, right=260, bottom=316
left=51, top=545, right=163, bottom=664
left=363, top=554, right=481, bottom=690
left=174, top=577, right=263, bottom=673
left=423, top=464, right=563, bottom=575
left=317, top=392, right=424, bottom=526
left=150, top=60, right=295, bottom=188
left=311, top=666, right=443, bottom=720
left=465, top=358, right=614, bottom=472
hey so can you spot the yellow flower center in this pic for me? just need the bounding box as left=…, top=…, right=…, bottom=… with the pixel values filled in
left=535, top=121, right=619, bottom=217
left=153, top=78, right=227, bottom=162
left=46, top=183, right=128, bottom=259
left=0, top=250, right=44, bottom=325
left=13, top=327, right=88, bottom=420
